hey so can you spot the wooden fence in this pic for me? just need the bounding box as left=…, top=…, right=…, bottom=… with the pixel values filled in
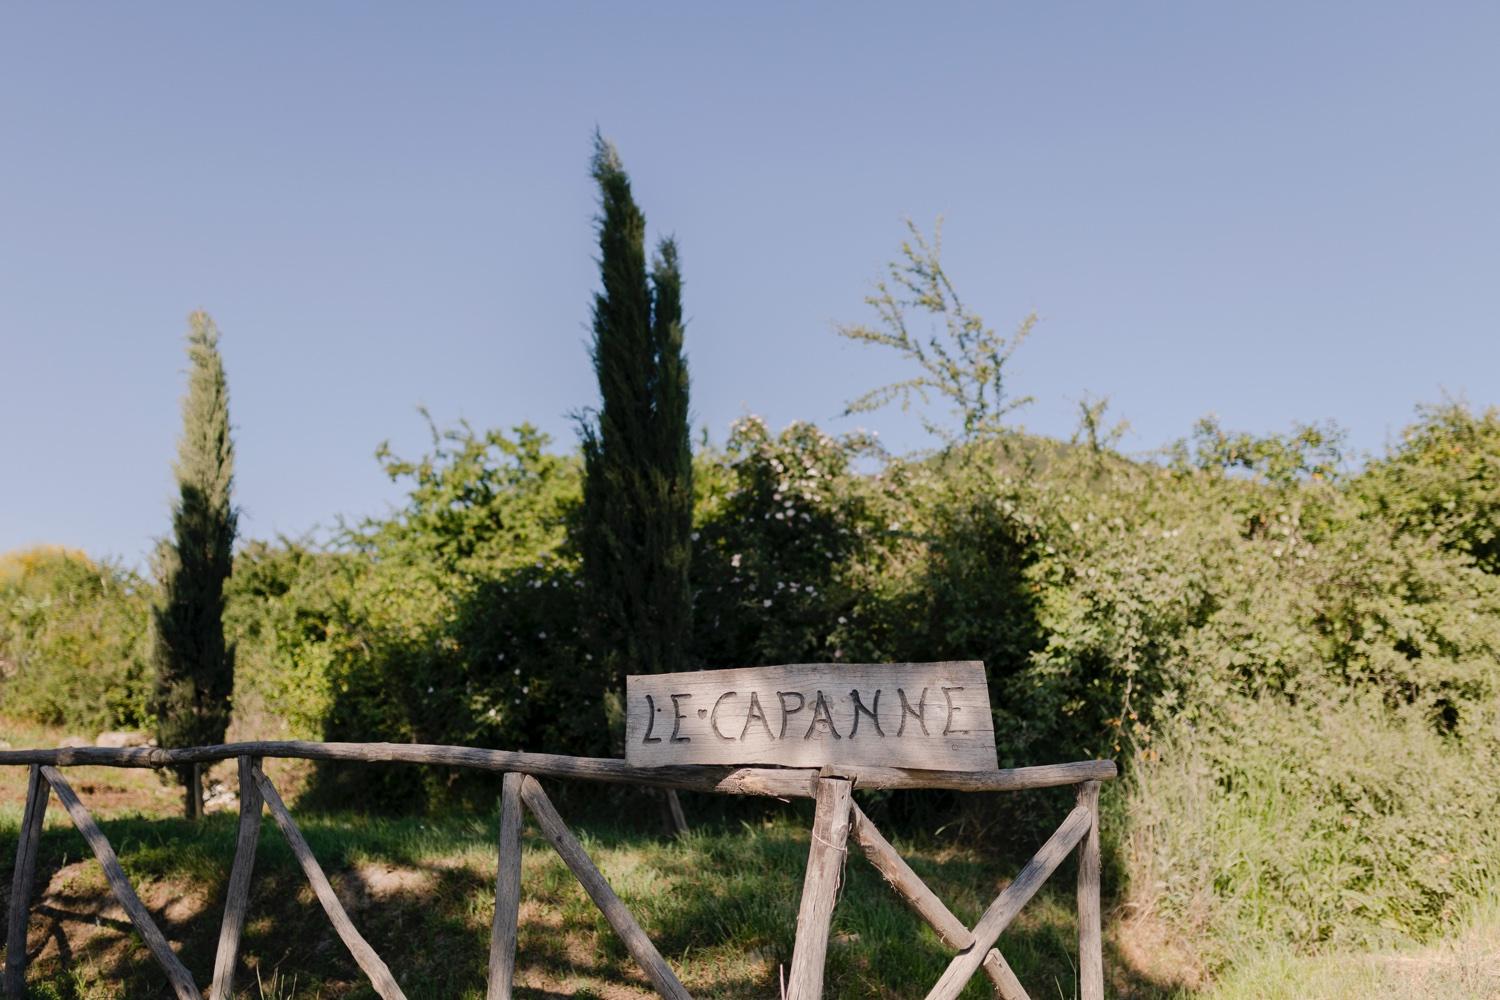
left=1, top=741, right=1115, bottom=1000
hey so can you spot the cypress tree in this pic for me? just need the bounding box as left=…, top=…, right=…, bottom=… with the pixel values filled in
left=153, top=311, right=237, bottom=819
left=579, top=134, right=694, bottom=703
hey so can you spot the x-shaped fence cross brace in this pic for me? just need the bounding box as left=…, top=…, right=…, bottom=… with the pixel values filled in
left=783, top=774, right=1104, bottom=1000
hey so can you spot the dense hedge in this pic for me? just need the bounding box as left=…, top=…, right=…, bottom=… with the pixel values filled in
left=2, top=403, right=1497, bottom=969
left=0, top=547, right=154, bottom=731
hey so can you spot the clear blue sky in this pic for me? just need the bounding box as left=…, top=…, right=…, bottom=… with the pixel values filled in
left=3, top=4, right=1497, bottom=566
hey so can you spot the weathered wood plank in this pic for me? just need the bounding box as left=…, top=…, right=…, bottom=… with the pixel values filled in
left=981, top=951, right=1030, bottom=1000
left=1076, top=781, right=1103, bottom=1000
left=518, top=776, right=691, bottom=1000
left=924, top=806, right=1092, bottom=1000
left=785, top=775, right=853, bottom=1000
left=626, top=662, right=996, bottom=771
left=252, top=766, right=407, bottom=1000
left=39, top=767, right=202, bottom=1000
left=4, top=766, right=49, bottom=999
left=486, top=773, right=524, bottom=1000
left=850, top=802, right=971, bottom=947
left=849, top=803, right=1028, bottom=999
left=0, top=742, right=1115, bottom=796
left=210, top=756, right=263, bottom=1000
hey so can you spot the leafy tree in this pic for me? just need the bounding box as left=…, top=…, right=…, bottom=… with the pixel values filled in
left=839, top=218, right=1034, bottom=444
left=152, top=311, right=237, bottom=818
left=1179, top=415, right=1345, bottom=487
left=0, top=547, right=154, bottom=730
left=1357, top=401, right=1500, bottom=573
left=578, top=135, right=693, bottom=702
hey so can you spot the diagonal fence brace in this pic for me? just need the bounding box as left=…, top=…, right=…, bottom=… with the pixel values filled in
left=849, top=803, right=1030, bottom=999
left=924, top=805, right=1093, bottom=1000
left=252, top=765, right=408, bottom=1000
left=39, top=766, right=202, bottom=1000
left=518, top=775, right=692, bottom=1000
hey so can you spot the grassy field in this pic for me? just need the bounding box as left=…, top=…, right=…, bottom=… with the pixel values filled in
left=1, top=721, right=1496, bottom=999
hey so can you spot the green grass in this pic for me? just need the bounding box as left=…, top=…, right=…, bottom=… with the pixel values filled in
left=3, top=764, right=1496, bottom=999
left=1197, top=894, right=1500, bottom=1000
left=0, top=790, right=1133, bottom=1000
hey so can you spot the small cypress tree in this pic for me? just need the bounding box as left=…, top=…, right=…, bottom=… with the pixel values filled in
left=579, top=134, right=694, bottom=701
left=153, top=311, right=237, bottom=819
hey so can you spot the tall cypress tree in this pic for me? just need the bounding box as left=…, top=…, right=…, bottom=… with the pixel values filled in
left=579, top=134, right=694, bottom=705
left=153, top=311, right=237, bottom=819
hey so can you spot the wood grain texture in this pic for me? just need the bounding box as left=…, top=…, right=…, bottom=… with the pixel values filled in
left=849, top=804, right=1028, bottom=999
left=0, top=742, right=1115, bottom=796
left=210, top=756, right=263, bottom=1000
left=785, top=776, right=853, bottom=1000
left=486, top=773, right=524, bottom=1000
left=40, top=767, right=202, bottom=1000
left=1076, top=781, right=1103, bottom=1000
left=981, top=951, right=1031, bottom=1000
left=4, top=766, right=49, bottom=999
left=518, top=777, right=692, bottom=1000
left=924, top=806, right=1092, bottom=1000
left=252, top=766, right=407, bottom=1000
left=626, top=662, right=996, bottom=771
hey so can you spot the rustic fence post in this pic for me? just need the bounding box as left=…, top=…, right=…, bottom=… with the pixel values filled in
left=210, top=756, right=263, bottom=1000
left=4, top=765, right=50, bottom=999
left=785, top=774, right=853, bottom=1000
left=486, top=772, right=524, bottom=1000
left=1076, top=780, right=1103, bottom=1000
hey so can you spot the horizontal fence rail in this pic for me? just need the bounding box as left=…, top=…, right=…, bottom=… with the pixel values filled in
left=0, top=740, right=1115, bottom=796
left=1, top=742, right=1116, bottom=1000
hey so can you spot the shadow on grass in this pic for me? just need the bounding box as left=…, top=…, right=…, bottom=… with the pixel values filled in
left=2, top=797, right=1187, bottom=1000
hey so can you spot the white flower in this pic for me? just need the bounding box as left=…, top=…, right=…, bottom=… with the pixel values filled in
left=731, top=553, right=742, bottom=567
left=522, top=686, right=530, bottom=695
left=538, top=631, right=547, bottom=639
left=513, top=667, right=521, bottom=675
left=763, top=598, right=773, bottom=607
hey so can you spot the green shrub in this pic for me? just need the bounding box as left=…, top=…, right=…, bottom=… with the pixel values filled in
left=0, top=546, right=154, bottom=731
left=1357, top=402, right=1500, bottom=575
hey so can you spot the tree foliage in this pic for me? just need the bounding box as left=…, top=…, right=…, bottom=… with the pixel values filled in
left=1357, top=401, right=1500, bottom=574
left=578, top=135, right=694, bottom=694
left=152, top=312, right=237, bottom=809
left=838, top=218, right=1035, bottom=444
left=0, top=547, right=154, bottom=730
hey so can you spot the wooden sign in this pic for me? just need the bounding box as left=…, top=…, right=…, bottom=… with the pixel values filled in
left=624, top=662, right=996, bottom=771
